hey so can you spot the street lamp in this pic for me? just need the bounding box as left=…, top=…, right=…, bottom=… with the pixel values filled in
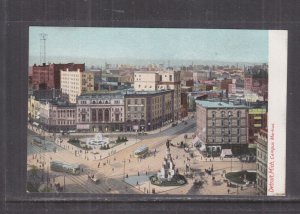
left=123, top=159, right=126, bottom=181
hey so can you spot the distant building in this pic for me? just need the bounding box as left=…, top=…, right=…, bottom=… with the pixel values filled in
left=124, top=90, right=174, bottom=132
left=158, top=70, right=181, bottom=121
left=244, top=67, right=268, bottom=100
left=256, top=129, right=268, bottom=195
left=248, top=106, right=268, bottom=144
left=60, top=69, right=94, bottom=103
left=192, top=70, right=210, bottom=83
left=76, top=92, right=125, bottom=132
left=196, top=100, right=248, bottom=154
left=134, top=71, right=160, bottom=91
left=31, top=63, right=85, bottom=90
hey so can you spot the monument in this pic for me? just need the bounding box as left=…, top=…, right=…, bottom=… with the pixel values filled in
left=149, top=140, right=187, bottom=186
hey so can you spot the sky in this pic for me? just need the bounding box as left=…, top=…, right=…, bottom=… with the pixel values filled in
left=29, top=27, right=268, bottom=66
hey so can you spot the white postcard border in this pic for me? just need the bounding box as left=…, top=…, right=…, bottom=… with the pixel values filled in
left=267, top=30, right=287, bottom=196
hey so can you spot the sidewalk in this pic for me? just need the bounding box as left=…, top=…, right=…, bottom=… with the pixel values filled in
left=27, top=117, right=193, bottom=138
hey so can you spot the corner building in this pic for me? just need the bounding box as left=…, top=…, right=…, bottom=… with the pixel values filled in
left=124, top=90, right=174, bottom=132
left=196, top=100, right=248, bottom=154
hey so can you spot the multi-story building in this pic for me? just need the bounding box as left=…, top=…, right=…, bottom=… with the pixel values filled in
left=256, top=129, right=268, bottom=195
left=244, top=67, right=268, bottom=100
left=60, top=69, right=94, bottom=103
left=196, top=100, right=248, bottom=154
left=134, top=70, right=181, bottom=121
left=39, top=99, right=76, bottom=132
left=158, top=70, right=181, bottom=121
left=81, top=72, right=95, bottom=93
left=134, top=71, right=160, bottom=91
left=124, top=90, right=174, bottom=132
left=248, top=107, right=268, bottom=144
left=192, top=70, right=211, bottom=83
left=31, top=63, right=85, bottom=90
left=28, top=96, right=41, bottom=123
left=76, top=92, right=125, bottom=132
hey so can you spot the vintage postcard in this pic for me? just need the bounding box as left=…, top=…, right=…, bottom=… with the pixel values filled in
left=27, top=27, right=286, bottom=196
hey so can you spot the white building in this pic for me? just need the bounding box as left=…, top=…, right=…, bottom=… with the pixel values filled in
left=133, top=70, right=181, bottom=121
left=134, top=71, right=160, bottom=91
left=158, top=70, right=181, bottom=121
left=60, top=69, right=94, bottom=103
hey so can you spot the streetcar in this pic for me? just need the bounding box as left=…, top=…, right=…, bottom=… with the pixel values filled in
left=134, top=145, right=149, bottom=158
left=50, top=161, right=81, bottom=175
left=31, top=137, right=44, bottom=147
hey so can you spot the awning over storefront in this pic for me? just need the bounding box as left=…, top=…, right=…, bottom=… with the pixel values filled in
left=192, top=136, right=200, bottom=146
left=199, top=144, right=206, bottom=152
left=220, top=149, right=233, bottom=157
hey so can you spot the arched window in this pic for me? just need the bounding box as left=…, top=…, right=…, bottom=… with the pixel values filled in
left=92, top=101, right=96, bottom=104
left=228, top=111, right=232, bottom=117
left=105, top=100, right=109, bottom=104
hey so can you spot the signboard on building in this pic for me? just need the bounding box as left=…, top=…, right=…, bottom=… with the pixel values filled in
left=249, top=108, right=267, bottom=114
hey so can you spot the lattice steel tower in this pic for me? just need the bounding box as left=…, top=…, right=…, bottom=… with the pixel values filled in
left=40, top=33, right=47, bottom=64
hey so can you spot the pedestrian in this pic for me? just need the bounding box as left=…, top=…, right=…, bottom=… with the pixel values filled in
left=227, top=189, right=230, bottom=194
left=98, top=163, right=100, bottom=168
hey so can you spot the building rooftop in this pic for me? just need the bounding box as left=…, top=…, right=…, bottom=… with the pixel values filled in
left=78, top=91, right=124, bottom=99
left=196, top=100, right=248, bottom=109
left=124, top=89, right=173, bottom=96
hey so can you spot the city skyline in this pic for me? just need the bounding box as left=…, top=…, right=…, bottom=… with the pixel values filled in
left=29, top=27, right=268, bottom=66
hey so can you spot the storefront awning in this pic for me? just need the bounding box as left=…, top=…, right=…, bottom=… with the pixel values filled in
left=220, top=149, right=233, bottom=157
left=192, top=136, right=200, bottom=146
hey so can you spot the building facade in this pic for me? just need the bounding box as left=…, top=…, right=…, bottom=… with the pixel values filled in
left=256, top=129, right=268, bottom=195
left=31, top=63, right=85, bottom=90
left=124, top=90, right=174, bottom=132
left=60, top=69, right=83, bottom=103
left=134, top=71, right=160, bottom=91
left=81, top=72, right=95, bottom=93
left=158, top=70, right=181, bottom=121
left=76, top=93, right=125, bottom=132
left=60, top=69, right=95, bottom=103
left=196, top=100, right=248, bottom=153
left=248, top=108, right=268, bottom=143
left=39, top=100, right=76, bottom=132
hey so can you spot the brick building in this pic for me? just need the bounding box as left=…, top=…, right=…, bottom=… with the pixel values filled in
left=31, top=63, right=85, bottom=90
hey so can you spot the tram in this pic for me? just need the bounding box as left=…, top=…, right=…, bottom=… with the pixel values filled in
left=50, top=161, right=81, bottom=175
left=134, top=145, right=149, bottom=158
left=31, top=137, right=44, bottom=147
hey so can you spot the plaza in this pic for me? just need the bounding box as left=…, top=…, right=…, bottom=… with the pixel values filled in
left=27, top=117, right=257, bottom=195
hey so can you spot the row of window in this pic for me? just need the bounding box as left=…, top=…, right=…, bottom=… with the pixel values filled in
left=209, top=137, right=240, bottom=143
left=210, top=120, right=241, bottom=126
left=127, top=99, right=145, bottom=105
left=212, top=110, right=242, bottom=118
left=57, top=120, right=75, bottom=125
left=211, top=129, right=241, bottom=135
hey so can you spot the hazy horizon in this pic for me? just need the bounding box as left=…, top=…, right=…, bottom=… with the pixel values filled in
left=29, top=27, right=269, bottom=67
